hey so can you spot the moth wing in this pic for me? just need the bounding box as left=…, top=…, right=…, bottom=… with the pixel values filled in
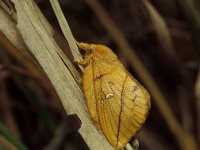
left=95, top=62, right=150, bottom=149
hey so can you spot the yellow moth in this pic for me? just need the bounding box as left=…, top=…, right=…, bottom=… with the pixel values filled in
left=76, top=42, right=151, bottom=150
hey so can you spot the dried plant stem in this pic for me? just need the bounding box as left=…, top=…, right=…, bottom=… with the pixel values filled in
left=85, top=0, right=198, bottom=150
left=49, top=0, right=83, bottom=71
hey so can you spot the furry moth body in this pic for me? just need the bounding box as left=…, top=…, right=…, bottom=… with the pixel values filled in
left=76, top=42, right=151, bottom=150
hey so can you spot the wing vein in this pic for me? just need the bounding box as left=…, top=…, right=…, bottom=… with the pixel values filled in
left=116, top=74, right=128, bottom=147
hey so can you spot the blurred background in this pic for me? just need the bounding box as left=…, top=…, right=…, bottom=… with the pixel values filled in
left=0, top=0, right=200, bottom=150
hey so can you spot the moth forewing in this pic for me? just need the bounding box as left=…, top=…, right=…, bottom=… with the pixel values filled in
left=77, top=42, right=151, bottom=150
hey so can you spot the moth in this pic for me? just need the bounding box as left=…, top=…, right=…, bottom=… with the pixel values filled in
left=76, top=42, right=151, bottom=150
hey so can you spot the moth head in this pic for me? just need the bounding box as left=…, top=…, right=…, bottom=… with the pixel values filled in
left=76, top=42, right=95, bottom=55
left=76, top=42, right=114, bottom=57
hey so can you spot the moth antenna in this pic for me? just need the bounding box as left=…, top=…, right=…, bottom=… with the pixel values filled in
left=76, top=41, right=91, bottom=51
